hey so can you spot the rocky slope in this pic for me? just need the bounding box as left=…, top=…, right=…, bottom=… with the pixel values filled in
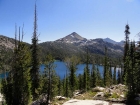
left=40, top=32, right=124, bottom=60
left=0, top=35, right=15, bottom=50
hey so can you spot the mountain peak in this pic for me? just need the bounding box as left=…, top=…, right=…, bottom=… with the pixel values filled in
left=56, top=32, right=86, bottom=43
left=71, top=32, right=77, bottom=35
left=103, top=38, right=117, bottom=44
left=68, top=32, right=85, bottom=40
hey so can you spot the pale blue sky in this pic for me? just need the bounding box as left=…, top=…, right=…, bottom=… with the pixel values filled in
left=0, top=0, right=140, bottom=43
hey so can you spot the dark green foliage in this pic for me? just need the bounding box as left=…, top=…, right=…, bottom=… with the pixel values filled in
left=77, top=74, right=83, bottom=90
left=83, top=48, right=90, bottom=91
left=62, top=72, right=71, bottom=97
left=64, top=74, right=70, bottom=97
left=2, top=27, right=32, bottom=105
left=123, top=39, right=140, bottom=103
left=113, top=66, right=117, bottom=85
left=14, top=42, right=32, bottom=105
left=104, top=47, right=111, bottom=87
left=86, top=48, right=90, bottom=90
left=12, top=42, right=32, bottom=104
left=123, top=24, right=130, bottom=83
left=83, top=68, right=87, bottom=91
left=30, top=4, right=40, bottom=100
left=58, top=76, right=63, bottom=96
left=90, top=64, right=96, bottom=88
left=96, top=66, right=103, bottom=86
left=65, top=56, right=79, bottom=95
left=117, top=70, right=121, bottom=84
left=1, top=77, right=13, bottom=105
left=109, top=61, right=113, bottom=85
left=43, top=54, right=59, bottom=104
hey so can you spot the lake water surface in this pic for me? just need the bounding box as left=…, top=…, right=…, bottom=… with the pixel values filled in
left=1, top=61, right=120, bottom=79
left=40, top=60, right=120, bottom=79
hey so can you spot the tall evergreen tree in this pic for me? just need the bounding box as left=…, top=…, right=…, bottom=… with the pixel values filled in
left=83, top=68, right=87, bottom=91
left=117, top=70, right=121, bottom=84
left=83, top=47, right=90, bottom=91
left=58, top=76, right=62, bottom=96
left=64, top=72, right=70, bottom=97
left=123, top=24, right=130, bottom=83
left=2, top=27, right=32, bottom=105
left=43, top=54, right=58, bottom=104
left=65, top=56, right=79, bottom=96
left=109, top=60, right=113, bottom=85
left=96, top=66, right=103, bottom=86
left=30, top=4, right=40, bottom=100
left=78, top=74, right=83, bottom=90
left=104, top=46, right=110, bottom=86
left=86, top=47, right=90, bottom=90
left=90, top=64, right=96, bottom=88
left=113, top=66, right=117, bottom=85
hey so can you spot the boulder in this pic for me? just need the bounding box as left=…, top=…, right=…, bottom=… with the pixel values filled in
left=55, top=96, right=62, bottom=99
left=93, top=92, right=105, bottom=100
left=92, top=87, right=105, bottom=92
left=120, top=95, right=124, bottom=98
left=59, top=96, right=67, bottom=100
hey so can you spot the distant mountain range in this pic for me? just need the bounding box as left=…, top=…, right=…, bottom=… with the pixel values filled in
left=40, top=32, right=123, bottom=61
left=56, top=32, right=124, bottom=46
left=0, top=32, right=124, bottom=62
left=103, top=38, right=124, bottom=46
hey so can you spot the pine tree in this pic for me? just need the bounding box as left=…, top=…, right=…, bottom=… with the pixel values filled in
left=2, top=27, right=32, bottom=105
left=86, top=47, right=90, bottom=90
left=96, top=66, right=103, bottom=86
left=117, top=70, right=121, bottom=84
left=44, top=54, right=58, bottom=104
left=134, top=42, right=140, bottom=94
left=65, top=56, right=79, bottom=96
left=58, top=76, right=62, bottom=96
left=113, top=66, right=117, bottom=85
left=104, top=46, right=110, bottom=86
left=124, top=41, right=138, bottom=103
left=83, top=68, right=87, bottom=91
left=65, top=73, right=70, bottom=97
left=78, top=74, right=83, bottom=90
left=109, top=60, right=113, bottom=85
left=1, top=25, right=18, bottom=105
left=30, top=4, right=40, bottom=100
left=123, top=24, right=130, bottom=83
left=90, top=64, right=96, bottom=88
left=83, top=47, right=90, bottom=91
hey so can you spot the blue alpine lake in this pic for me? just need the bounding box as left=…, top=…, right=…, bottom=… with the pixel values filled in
left=40, top=60, right=121, bottom=79
left=1, top=61, right=121, bottom=79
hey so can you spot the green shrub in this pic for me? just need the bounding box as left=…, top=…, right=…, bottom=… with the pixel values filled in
left=110, top=93, right=119, bottom=99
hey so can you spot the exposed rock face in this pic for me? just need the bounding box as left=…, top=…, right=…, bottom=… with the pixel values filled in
left=93, top=84, right=127, bottom=103
left=55, top=96, right=67, bottom=100
left=0, top=35, right=15, bottom=50
left=63, top=99, right=109, bottom=105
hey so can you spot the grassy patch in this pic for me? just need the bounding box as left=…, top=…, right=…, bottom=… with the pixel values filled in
left=74, top=90, right=97, bottom=100
left=104, top=92, right=111, bottom=98
left=110, top=93, right=120, bottom=99
left=104, top=92, right=120, bottom=99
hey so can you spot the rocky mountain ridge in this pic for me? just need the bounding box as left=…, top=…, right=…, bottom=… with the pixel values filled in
left=55, top=32, right=123, bottom=57
left=0, top=35, right=15, bottom=50
left=0, top=33, right=124, bottom=62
